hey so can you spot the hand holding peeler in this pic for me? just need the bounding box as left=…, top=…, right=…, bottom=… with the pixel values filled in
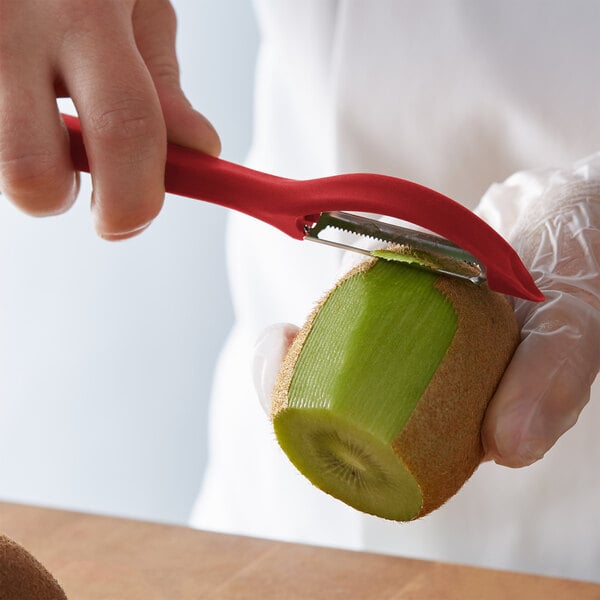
left=62, top=113, right=544, bottom=302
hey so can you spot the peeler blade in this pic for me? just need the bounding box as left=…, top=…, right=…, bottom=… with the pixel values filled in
left=304, top=211, right=486, bottom=285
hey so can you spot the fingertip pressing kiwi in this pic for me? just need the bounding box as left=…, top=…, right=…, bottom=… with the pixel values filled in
left=272, top=254, right=519, bottom=521
left=0, top=534, right=67, bottom=600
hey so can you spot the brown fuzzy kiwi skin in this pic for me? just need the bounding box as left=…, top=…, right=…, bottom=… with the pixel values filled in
left=394, top=275, right=520, bottom=517
left=272, top=258, right=520, bottom=520
left=0, top=534, right=67, bottom=600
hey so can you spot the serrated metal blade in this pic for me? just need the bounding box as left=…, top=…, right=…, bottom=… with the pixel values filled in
left=304, top=211, right=486, bottom=284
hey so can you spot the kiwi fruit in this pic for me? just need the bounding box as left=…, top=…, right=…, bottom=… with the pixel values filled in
left=0, top=534, right=67, bottom=600
left=271, top=254, right=519, bottom=521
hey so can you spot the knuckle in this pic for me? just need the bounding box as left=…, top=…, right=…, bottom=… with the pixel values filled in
left=60, top=0, right=131, bottom=37
left=149, top=58, right=180, bottom=88
left=88, top=99, right=163, bottom=147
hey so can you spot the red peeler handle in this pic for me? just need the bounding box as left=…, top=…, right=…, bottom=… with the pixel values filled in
left=63, top=113, right=543, bottom=302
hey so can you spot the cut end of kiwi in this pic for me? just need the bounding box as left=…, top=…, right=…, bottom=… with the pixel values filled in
left=274, top=408, right=423, bottom=521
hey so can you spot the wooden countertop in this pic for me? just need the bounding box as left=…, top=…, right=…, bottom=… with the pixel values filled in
left=0, top=501, right=598, bottom=599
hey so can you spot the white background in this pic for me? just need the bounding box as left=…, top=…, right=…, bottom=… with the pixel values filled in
left=0, top=0, right=259, bottom=525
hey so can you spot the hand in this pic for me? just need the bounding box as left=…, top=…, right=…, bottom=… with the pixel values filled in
left=0, top=0, right=220, bottom=239
left=476, top=157, right=600, bottom=467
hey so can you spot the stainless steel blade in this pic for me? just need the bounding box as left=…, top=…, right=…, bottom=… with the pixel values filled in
left=304, top=211, right=486, bottom=284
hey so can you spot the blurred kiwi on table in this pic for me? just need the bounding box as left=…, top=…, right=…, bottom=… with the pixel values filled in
left=0, top=534, right=67, bottom=600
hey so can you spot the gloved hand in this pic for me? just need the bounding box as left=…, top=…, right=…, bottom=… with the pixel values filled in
left=476, top=155, right=600, bottom=467
left=0, top=0, right=220, bottom=239
left=254, top=154, right=600, bottom=469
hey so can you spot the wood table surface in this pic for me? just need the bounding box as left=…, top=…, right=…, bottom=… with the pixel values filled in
left=0, top=501, right=598, bottom=599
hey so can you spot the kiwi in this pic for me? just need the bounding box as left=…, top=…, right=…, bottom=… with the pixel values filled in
left=0, top=534, right=67, bottom=600
left=271, top=256, right=519, bottom=521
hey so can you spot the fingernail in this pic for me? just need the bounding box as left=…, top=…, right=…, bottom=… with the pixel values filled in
left=59, top=171, right=80, bottom=214
left=71, top=170, right=81, bottom=199
left=99, top=220, right=153, bottom=241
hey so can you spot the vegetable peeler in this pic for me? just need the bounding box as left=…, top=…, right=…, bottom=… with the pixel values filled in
left=62, top=113, right=544, bottom=302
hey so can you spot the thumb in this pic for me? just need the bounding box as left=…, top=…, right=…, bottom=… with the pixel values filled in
left=132, top=0, right=221, bottom=155
left=253, top=324, right=300, bottom=416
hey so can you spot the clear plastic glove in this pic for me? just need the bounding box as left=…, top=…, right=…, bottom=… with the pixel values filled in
left=476, top=155, right=600, bottom=467
left=0, top=0, right=220, bottom=239
left=254, top=155, right=600, bottom=469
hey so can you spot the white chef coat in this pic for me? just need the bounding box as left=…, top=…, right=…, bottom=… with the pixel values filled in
left=191, top=1, right=600, bottom=582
